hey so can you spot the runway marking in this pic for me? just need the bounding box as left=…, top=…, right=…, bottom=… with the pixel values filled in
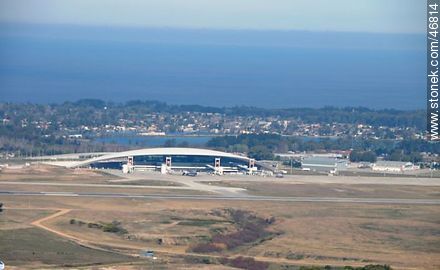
left=42, top=192, right=79, bottom=196
left=1, top=190, right=439, bottom=205
left=0, top=180, right=247, bottom=194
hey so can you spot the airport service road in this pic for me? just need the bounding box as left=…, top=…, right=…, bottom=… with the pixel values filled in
left=104, top=169, right=440, bottom=186
left=1, top=190, right=440, bottom=205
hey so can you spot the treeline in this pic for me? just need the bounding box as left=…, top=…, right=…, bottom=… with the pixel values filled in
left=0, top=99, right=430, bottom=157
left=0, top=136, right=128, bottom=157
left=0, top=99, right=425, bottom=129
left=123, top=101, right=424, bottom=129
left=206, top=134, right=438, bottom=162
left=0, top=122, right=128, bottom=156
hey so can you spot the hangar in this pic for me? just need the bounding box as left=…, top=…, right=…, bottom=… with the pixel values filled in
left=70, top=147, right=259, bottom=175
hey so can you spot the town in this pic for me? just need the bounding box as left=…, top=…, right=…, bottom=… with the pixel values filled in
left=1, top=101, right=438, bottom=175
left=1, top=100, right=424, bottom=140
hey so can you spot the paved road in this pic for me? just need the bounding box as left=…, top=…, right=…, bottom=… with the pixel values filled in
left=105, top=169, right=440, bottom=186
left=1, top=190, right=439, bottom=205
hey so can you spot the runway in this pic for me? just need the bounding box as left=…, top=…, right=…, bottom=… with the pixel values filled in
left=1, top=190, right=439, bottom=205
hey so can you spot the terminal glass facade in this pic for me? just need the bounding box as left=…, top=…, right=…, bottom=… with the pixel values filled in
left=90, top=155, right=251, bottom=170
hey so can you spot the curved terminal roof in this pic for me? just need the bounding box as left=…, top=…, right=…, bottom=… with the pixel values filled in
left=69, top=147, right=250, bottom=168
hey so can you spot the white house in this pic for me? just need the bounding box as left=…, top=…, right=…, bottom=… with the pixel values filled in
left=372, top=161, right=418, bottom=172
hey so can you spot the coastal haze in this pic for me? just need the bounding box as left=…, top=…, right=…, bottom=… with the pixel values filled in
left=0, top=24, right=425, bottom=109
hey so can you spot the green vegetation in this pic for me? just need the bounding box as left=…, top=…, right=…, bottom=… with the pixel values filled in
left=182, top=254, right=393, bottom=270
left=349, top=150, right=377, bottom=162
left=101, top=221, right=128, bottom=234
left=0, top=100, right=428, bottom=157
left=220, top=256, right=269, bottom=270
left=342, top=266, right=392, bottom=270
left=190, top=209, right=277, bottom=253
left=207, top=134, right=437, bottom=162
left=177, top=219, right=225, bottom=226
left=69, top=219, right=128, bottom=235
left=0, top=228, right=134, bottom=267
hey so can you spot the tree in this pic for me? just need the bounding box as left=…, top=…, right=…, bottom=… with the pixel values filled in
left=228, top=144, right=249, bottom=154
left=349, top=150, right=377, bottom=162
left=248, top=145, right=273, bottom=160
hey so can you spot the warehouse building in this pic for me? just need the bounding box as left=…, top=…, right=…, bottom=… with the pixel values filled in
left=371, top=161, right=418, bottom=173
left=301, top=156, right=348, bottom=173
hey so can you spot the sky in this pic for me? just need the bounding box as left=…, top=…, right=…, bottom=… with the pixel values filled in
left=0, top=0, right=425, bottom=33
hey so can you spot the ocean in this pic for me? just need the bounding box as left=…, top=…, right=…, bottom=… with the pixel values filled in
left=0, top=25, right=426, bottom=109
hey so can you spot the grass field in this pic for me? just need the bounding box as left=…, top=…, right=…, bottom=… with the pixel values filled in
left=0, top=165, right=439, bottom=269
left=0, top=182, right=211, bottom=195
left=0, top=165, right=117, bottom=183
left=0, top=227, right=136, bottom=267
left=199, top=181, right=440, bottom=199
left=0, top=209, right=55, bottom=230
left=1, top=194, right=438, bottom=269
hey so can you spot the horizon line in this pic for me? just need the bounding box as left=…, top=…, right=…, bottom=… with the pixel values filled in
left=0, top=99, right=426, bottom=112
left=0, top=21, right=426, bottom=36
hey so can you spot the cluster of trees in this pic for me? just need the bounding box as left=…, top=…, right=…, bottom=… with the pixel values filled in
left=191, top=209, right=274, bottom=254
left=219, top=256, right=269, bottom=270
left=0, top=135, right=127, bottom=157
left=1, top=99, right=425, bottom=129
left=349, top=150, right=377, bottom=163
left=69, top=219, right=127, bottom=235
left=0, top=100, right=430, bottom=157
left=207, top=134, right=437, bottom=162
left=207, top=134, right=280, bottom=160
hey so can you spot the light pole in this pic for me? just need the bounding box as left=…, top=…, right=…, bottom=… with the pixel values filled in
left=290, top=158, right=293, bottom=174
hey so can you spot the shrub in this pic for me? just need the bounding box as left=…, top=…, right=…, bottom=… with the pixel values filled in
left=87, top=222, right=102, bottom=229
left=220, top=256, right=269, bottom=270
left=184, top=255, right=217, bottom=265
left=191, top=243, right=223, bottom=253
left=299, top=266, right=325, bottom=270
left=362, top=265, right=392, bottom=270
left=343, top=265, right=392, bottom=270
left=101, top=221, right=128, bottom=234
left=211, top=226, right=270, bottom=249
left=192, top=209, right=275, bottom=253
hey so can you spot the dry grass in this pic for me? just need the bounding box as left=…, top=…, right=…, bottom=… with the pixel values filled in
left=0, top=227, right=136, bottom=267
left=0, top=183, right=211, bottom=195
left=202, top=181, right=440, bottom=199
left=1, top=194, right=438, bottom=269
left=0, top=209, right=55, bottom=230
left=0, top=166, right=439, bottom=269
left=0, top=164, right=117, bottom=183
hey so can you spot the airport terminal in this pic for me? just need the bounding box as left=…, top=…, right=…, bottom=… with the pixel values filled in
left=67, top=147, right=260, bottom=175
